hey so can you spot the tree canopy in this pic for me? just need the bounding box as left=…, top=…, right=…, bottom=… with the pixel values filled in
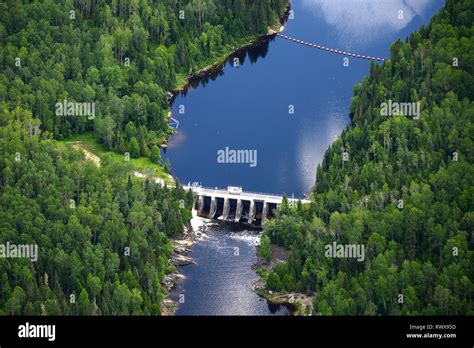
left=262, top=0, right=474, bottom=315
left=0, top=0, right=288, bottom=315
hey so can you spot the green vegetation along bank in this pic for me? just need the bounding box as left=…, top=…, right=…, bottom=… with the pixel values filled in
left=0, top=0, right=288, bottom=315
left=260, top=0, right=474, bottom=316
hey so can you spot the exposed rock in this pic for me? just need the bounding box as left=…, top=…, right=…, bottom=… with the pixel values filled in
left=171, top=240, right=193, bottom=254
left=170, top=254, right=195, bottom=266
left=162, top=272, right=186, bottom=291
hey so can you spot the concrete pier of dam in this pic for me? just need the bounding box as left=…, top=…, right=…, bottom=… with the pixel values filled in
left=183, top=185, right=310, bottom=226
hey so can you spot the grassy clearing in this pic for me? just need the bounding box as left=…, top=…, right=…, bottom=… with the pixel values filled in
left=63, top=132, right=173, bottom=184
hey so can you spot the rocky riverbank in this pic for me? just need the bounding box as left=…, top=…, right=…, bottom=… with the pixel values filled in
left=161, top=211, right=211, bottom=315
left=252, top=243, right=314, bottom=315
left=160, top=6, right=292, bottom=315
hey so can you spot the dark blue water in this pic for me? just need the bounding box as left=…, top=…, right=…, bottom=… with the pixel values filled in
left=164, top=0, right=443, bottom=197
left=167, top=1, right=444, bottom=315
left=171, top=224, right=291, bottom=315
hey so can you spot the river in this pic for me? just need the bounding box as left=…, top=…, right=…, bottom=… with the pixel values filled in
left=165, top=0, right=444, bottom=315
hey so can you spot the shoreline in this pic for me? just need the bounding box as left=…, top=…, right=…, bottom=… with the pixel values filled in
left=161, top=214, right=310, bottom=316
left=160, top=23, right=285, bottom=314
left=161, top=210, right=211, bottom=316
left=164, top=31, right=279, bottom=112
left=161, top=9, right=289, bottom=145
left=160, top=31, right=269, bottom=147
left=252, top=244, right=314, bottom=315
left=160, top=6, right=291, bottom=315
left=167, top=23, right=287, bottom=100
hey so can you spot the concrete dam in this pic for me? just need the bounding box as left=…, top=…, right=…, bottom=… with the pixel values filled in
left=182, top=185, right=311, bottom=226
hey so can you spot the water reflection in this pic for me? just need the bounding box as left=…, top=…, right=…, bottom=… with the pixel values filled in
left=164, top=0, right=444, bottom=197
left=166, top=0, right=445, bottom=315
left=178, top=38, right=273, bottom=97
left=302, top=0, right=435, bottom=46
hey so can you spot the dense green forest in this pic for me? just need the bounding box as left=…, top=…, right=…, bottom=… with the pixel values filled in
left=0, top=0, right=287, bottom=159
left=261, top=0, right=474, bottom=315
left=0, top=104, right=193, bottom=314
left=0, top=0, right=287, bottom=315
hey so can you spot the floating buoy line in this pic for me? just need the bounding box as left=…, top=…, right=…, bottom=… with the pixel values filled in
left=275, top=32, right=386, bottom=62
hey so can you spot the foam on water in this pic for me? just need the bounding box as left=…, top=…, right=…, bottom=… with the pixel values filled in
left=228, top=230, right=262, bottom=246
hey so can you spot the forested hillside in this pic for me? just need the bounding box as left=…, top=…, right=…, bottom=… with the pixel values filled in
left=0, top=104, right=194, bottom=314
left=0, top=0, right=287, bottom=315
left=0, top=0, right=287, bottom=158
left=262, top=0, right=474, bottom=315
